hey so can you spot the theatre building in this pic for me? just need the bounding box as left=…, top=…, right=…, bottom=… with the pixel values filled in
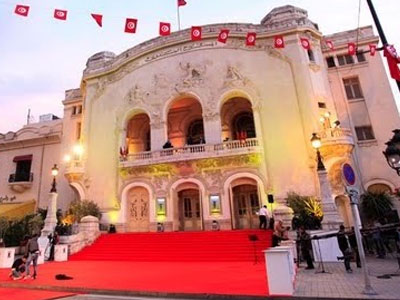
left=1, top=5, right=400, bottom=230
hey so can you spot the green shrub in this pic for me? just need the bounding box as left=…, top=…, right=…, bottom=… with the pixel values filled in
left=360, top=191, right=394, bottom=223
left=68, top=200, right=101, bottom=223
left=286, top=192, right=323, bottom=230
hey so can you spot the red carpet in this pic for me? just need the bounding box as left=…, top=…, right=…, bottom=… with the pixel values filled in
left=0, top=287, right=75, bottom=300
left=71, top=229, right=272, bottom=262
left=0, top=230, right=272, bottom=297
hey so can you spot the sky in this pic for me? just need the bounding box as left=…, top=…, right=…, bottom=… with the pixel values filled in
left=0, top=0, right=399, bottom=133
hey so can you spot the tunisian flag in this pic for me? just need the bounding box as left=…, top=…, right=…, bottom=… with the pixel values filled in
left=191, top=26, right=202, bottom=41
left=384, top=45, right=400, bottom=81
left=246, top=32, right=256, bottom=46
left=125, top=18, right=138, bottom=33
left=178, top=0, right=187, bottom=6
left=348, top=43, right=356, bottom=56
left=217, top=29, right=229, bottom=43
left=369, top=44, right=377, bottom=56
left=91, top=14, right=103, bottom=27
left=326, top=40, right=335, bottom=51
left=300, top=38, right=311, bottom=50
left=159, top=22, right=171, bottom=36
left=274, top=35, right=285, bottom=48
left=14, top=5, right=29, bottom=17
left=54, top=9, right=67, bottom=20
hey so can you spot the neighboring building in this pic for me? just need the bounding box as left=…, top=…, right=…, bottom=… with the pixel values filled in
left=1, top=5, right=399, bottom=230
left=0, top=116, right=74, bottom=217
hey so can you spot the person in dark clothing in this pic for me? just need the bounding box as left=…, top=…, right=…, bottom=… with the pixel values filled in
left=25, top=234, right=40, bottom=279
left=298, top=226, right=314, bottom=269
left=348, top=227, right=361, bottom=268
left=162, top=140, right=173, bottom=149
left=48, top=232, right=59, bottom=261
left=337, top=225, right=353, bottom=273
left=9, top=256, right=27, bottom=280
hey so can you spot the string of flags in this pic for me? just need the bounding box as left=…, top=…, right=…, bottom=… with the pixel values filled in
left=13, top=2, right=378, bottom=56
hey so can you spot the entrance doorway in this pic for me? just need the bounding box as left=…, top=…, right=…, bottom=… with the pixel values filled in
left=232, top=184, right=260, bottom=229
left=126, top=186, right=150, bottom=232
left=178, top=189, right=201, bottom=231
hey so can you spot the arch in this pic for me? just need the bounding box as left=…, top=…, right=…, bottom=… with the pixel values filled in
left=163, top=92, right=203, bottom=123
left=364, top=179, right=395, bottom=193
left=223, top=171, right=268, bottom=195
left=69, top=182, right=86, bottom=201
left=126, top=113, right=151, bottom=153
left=218, top=89, right=259, bottom=111
left=121, top=107, right=152, bottom=130
left=120, top=181, right=155, bottom=224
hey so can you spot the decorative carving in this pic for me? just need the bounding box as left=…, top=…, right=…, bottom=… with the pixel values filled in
left=125, top=84, right=149, bottom=106
left=309, top=63, right=322, bottom=73
left=223, top=65, right=250, bottom=88
left=121, top=164, right=176, bottom=178
left=175, top=62, right=207, bottom=91
left=195, top=154, right=262, bottom=171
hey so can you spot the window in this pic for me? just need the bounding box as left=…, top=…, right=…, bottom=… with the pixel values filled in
left=355, top=126, right=375, bottom=141
left=343, top=77, right=363, bottom=100
left=326, top=56, right=336, bottom=68
left=9, top=157, right=32, bottom=182
left=308, top=49, right=315, bottom=62
left=187, top=119, right=205, bottom=145
left=337, top=54, right=354, bottom=66
left=356, top=52, right=366, bottom=63
left=233, top=112, right=256, bottom=139
left=72, top=105, right=82, bottom=116
left=76, top=122, right=81, bottom=140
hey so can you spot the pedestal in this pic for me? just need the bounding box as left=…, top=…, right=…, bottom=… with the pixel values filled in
left=55, top=244, right=68, bottom=262
left=0, top=248, right=15, bottom=268
left=317, top=170, right=343, bottom=230
left=41, top=192, right=58, bottom=237
left=264, top=246, right=296, bottom=296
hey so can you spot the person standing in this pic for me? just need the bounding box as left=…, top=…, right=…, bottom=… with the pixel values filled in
left=25, top=234, right=40, bottom=279
left=258, top=205, right=269, bottom=230
left=337, top=225, right=353, bottom=273
left=298, top=226, right=314, bottom=269
left=348, top=227, right=361, bottom=268
left=49, top=232, right=59, bottom=261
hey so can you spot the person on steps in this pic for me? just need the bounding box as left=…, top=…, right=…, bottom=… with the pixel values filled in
left=257, top=205, right=269, bottom=230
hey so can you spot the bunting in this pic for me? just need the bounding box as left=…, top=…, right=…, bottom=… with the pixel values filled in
left=91, top=14, right=103, bottom=27
left=300, top=38, right=311, bottom=50
left=348, top=43, right=356, bottom=56
left=274, top=36, right=285, bottom=49
left=14, top=5, right=29, bottom=17
left=191, top=26, right=202, bottom=41
left=159, top=22, right=171, bottom=36
left=246, top=32, right=256, bottom=46
left=326, top=40, right=334, bottom=51
left=125, top=18, right=137, bottom=33
left=369, top=44, right=377, bottom=56
left=54, top=9, right=67, bottom=21
left=217, top=29, right=229, bottom=44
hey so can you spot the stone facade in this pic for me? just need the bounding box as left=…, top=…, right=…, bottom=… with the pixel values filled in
left=1, top=5, right=399, bottom=231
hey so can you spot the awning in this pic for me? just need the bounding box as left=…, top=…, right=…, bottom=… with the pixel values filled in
left=0, top=200, right=36, bottom=219
left=13, top=155, right=33, bottom=162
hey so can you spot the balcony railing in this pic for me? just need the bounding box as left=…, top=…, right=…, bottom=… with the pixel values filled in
left=8, top=172, right=33, bottom=183
left=121, top=138, right=262, bottom=167
left=319, top=128, right=355, bottom=146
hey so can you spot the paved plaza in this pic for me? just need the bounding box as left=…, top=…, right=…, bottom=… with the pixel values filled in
left=295, top=256, right=400, bottom=299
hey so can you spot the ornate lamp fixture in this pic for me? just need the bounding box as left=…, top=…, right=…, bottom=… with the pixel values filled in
left=50, top=164, right=59, bottom=192
left=383, top=129, right=400, bottom=176
left=311, top=133, right=325, bottom=171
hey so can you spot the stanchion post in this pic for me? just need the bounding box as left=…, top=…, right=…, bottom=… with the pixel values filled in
left=348, top=190, right=377, bottom=295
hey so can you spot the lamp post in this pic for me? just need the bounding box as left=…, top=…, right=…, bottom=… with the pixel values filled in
left=383, top=129, right=400, bottom=175
left=50, top=164, right=59, bottom=193
left=311, top=133, right=342, bottom=230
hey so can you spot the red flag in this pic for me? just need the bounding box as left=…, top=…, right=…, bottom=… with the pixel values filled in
left=246, top=32, right=256, bottom=46
left=159, top=22, right=171, bottom=36
left=300, top=38, right=311, bottom=50
left=14, top=5, right=29, bottom=17
left=384, top=45, right=400, bottom=81
left=348, top=43, right=356, bottom=56
left=125, top=18, right=138, bottom=33
left=178, top=0, right=187, bottom=6
left=369, top=44, right=377, bottom=56
left=54, top=9, right=67, bottom=20
left=91, top=14, right=103, bottom=27
left=191, top=26, right=202, bottom=41
left=274, top=35, right=285, bottom=48
left=217, top=29, right=229, bottom=44
left=326, top=40, right=334, bottom=51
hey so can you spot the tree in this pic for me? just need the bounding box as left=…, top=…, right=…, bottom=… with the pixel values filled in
left=360, top=191, right=394, bottom=223
left=68, top=200, right=101, bottom=223
left=286, top=192, right=323, bottom=230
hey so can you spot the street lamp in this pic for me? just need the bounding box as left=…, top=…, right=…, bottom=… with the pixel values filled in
left=310, top=133, right=325, bottom=171
left=50, top=164, right=59, bottom=193
left=383, top=129, right=400, bottom=175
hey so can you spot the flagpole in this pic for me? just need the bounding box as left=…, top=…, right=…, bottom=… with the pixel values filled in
left=177, top=4, right=181, bottom=31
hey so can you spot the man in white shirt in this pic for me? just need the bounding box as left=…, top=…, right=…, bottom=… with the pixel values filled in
left=258, top=205, right=269, bottom=230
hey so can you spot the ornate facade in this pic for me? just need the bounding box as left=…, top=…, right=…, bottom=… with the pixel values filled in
left=2, top=5, right=400, bottom=230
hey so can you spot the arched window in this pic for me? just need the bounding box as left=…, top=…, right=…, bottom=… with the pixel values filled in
left=187, top=119, right=205, bottom=145
left=232, top=112, right=256, bottom=140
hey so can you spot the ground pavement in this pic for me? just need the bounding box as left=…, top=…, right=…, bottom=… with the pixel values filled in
left=295, top=256, right=400, bottom=299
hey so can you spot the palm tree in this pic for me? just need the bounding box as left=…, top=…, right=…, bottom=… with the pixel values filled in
left=360, top=191, right=394, bottom=223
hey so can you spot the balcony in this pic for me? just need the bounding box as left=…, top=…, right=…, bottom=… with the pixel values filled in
left=319, top=128, right=355, bottom=157
left=64, top=160, right=85, bottom=183
left=120, top=138, right=263, bottom=167
left=8, top=172, right=33, bottom=193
